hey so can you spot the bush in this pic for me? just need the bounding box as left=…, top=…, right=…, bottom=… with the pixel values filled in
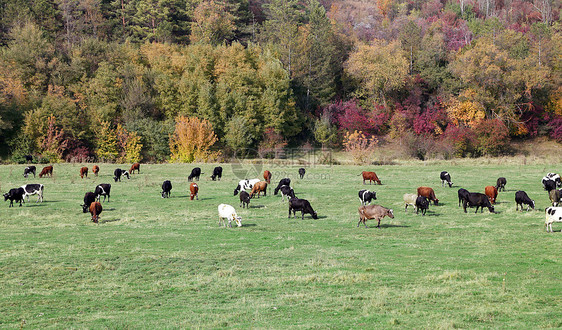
left=443, top=124, right=478, bottom=157
left=473, top=119, right=511, bottom=156
left=343, top=130, right=378, bottom=165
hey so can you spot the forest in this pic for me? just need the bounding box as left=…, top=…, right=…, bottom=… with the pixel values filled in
left=0, top=0, right=560, bottom=163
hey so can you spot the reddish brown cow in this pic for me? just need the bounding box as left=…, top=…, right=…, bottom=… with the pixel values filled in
left=263, top=170, right=272, bottom=184
left=80, top=167, right=88, bottom=179
left=484, top=185, right=498, bottom=204
left=89, top=201, right=103, bottom=223
left=417, top=187, right=439, bottom=205
left=190, top=182, right=199, bottom=200
left=361, top=171, right=382, bottom=185
left=130, top=163, right=140, bottom=174
left=250, top=181, right=268, bottom=198
left=39, top=166, right=53, bottom=178
left=92, top=165, right=99, bottom=176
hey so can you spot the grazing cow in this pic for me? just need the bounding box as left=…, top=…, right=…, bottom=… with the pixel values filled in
left=549, top=189, right=561, bottom=206
left=92, top=165, right=99, bottom=176
left=80, top=166, right=88, bottom=179
left=89, top=201, right=103, bottom=223
left=440, top=171, right=453, bottom=187
left=515, top=191, right=534, bottom=211
left=463, top=192, right=495, bottom=214
left=288, top=197, right=318, bottom=220
left=94, top=184, right=111, bottom=202
left=113, top=169, right=130, bottom=182
left=545, top=207, right=562, bottom=232
left=218, top=204, right=242, bottom=228
left=263, top=170, right=272, bottom=184
left=298, top=168, right=306, bottom=179
left=279, top=185, right=296, bottom=202
left=82, top=192, right=96, bottom=213
left=543, top=173, right=561, bottom=188
left=39, top=166, right=53, bottom=178
left=234, top=179, right=261, bottom=196
left=357, top=204, right=394, bottom=228
left=543, top=179, right=557, bottom=192
left=25, top=155, right=33, bottom=163
left=250, top=181, right=268, bottom=198
left=211, top=166, right=223, bottom=181
left=3, top=187, right=25, bottom=207
left=274, top=178, right=291, bottom=195
left=496, top=177, right=507, bottom=192
left=485, top=185, right=498, bottom=204
left=416, top=196, right=430, bottom=215
left=129, top=163, right=140, bottom=174
left=161, top=180, right=172, bottom=198
left=417, top=187, right=439, bottom=205
left=21, top=184, right=44, bottom=203
left=361, top=171, right=382, bottom=185
left=359, top=189, right=377, bottom=205
left=458, top=188, right=470, bottom=207
left=403, top=193, right=418, bottom=212
left=188, top=167, right=202, bottom=182
left=189, top=182, right=199, bottom=200
left=23, top=166, right=36, bottom=178
left=239, top=191, right=250, bottom=208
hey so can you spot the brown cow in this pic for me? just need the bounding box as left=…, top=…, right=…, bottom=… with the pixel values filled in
left=250, top=181, right=268, bottom=198
left=130, top=163, right=140, bottom=174
left=361, top=171, right=381, bottom=185
left=358, top=204, right=394, bottom=228
left=80, top=167, right=88, bottom=179
left=89, top=201, right=102, bottom=223
left=189, top=182, right=199, bottom=200
left=484, top=185, right=498, bottom=204
left=417, top=187, right=439, bottom=205
left=39, top=166, right=53, bottom=178
left=263, top=170, right=272, bottom=184
left=92, top=165, right=99, bottom=176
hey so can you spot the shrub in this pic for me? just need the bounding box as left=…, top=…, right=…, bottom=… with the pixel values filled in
left=473, top=119, right=511, bottom=156
left=548, top=117, right=562, bottom=142
left=443, top=124, right=478, bottom=157
left=343, top=130, right=378, bottom=165
left=258, top=128, right=287, bottom=158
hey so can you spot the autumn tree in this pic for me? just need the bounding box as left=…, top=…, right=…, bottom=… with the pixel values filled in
left=190, top=0, right=236, bottom=45
left=169, top=116, right=220, bottom=162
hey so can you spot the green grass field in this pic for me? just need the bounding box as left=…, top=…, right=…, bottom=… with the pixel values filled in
left=1, top=161, right=561, bottom=328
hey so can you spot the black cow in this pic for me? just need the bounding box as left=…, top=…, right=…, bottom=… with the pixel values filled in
left=211, top=166, right=223, bottom=181
left=23, top=166, right=36, bottom=178
left=274, top=178, right=291, bottom=195
left=82, top=192, right=97, bottom=213
left=279, top=185, right=296, bottom=202
left=161, top=180, right=172, bottom=198
left=188, top=167, right=202, bottom=182
left=463, top=192, right=495, bottom=214
left=288, top=197, right=318, bottom=219
left=25, top=155, right=33, bottom=163
left=440, top=171, right=453, bottom=187
left=4, top=187, right=25, bottom=207
left=94, top=184, right=111, bottom=202
left=298, top=168, right=306, bottom=179
left=496, top=177, right=507, bottom=192
left=543, top=179, right=557, bottom=192
left=416, top=196, right=429, bottom=215
left=113, top=169, right=130, bottom=182
left=458, top=188, right=470, bottom=207
left=239, top=191, right=250, bottom=208
left=358, top=189, right=376, bottom=205
left=21, top=184, right=44, bottom=203
left=515, top=190, right=534, bottom=211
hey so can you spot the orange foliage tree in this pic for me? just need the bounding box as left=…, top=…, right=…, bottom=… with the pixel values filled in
left=169, top=116, right=220, bottom=162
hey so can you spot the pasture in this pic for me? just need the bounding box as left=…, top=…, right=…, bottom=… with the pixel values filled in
left=0, top=162, right=561, bottom=328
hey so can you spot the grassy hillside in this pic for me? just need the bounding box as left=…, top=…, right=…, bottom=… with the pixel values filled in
left=0, top=162, right=560, bottom=328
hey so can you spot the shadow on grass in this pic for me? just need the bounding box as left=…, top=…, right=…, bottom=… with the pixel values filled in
left=100, top=218, right=120, bottom=224
left=250, top=205, right=265, bottom=209
left=25, top=203, right=46, bottom=207
left=242, top=223, right=257, bottom=227
left=104, top=208, right=116, bottom=211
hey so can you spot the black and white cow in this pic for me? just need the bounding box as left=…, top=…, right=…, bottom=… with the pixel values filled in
left=358, top=189, right=377, bottom=205
left=458, top=188, right=470, bottom=207
left=161, top=180, right=172, bottom=198
left=82, top=192, right=97, bottom=213
left=515, top=190, right=534, bottom=211
left=3, top=187, right=25, bottom=207
left=23, top=166, right=36, bottom=178
left=288, top=197, right=318, bottom=219
left=211, top=166, right=223, bottom=181
left=416, top=196, right=430, bottom=215
left=233, top=179, right=260, bottom=196
left=94, top=184, right=111, bottom=202
left=298, top=168, right=306, bottom=179
left=545, top=207, right=562, bottom=232
left=21, top=184, right=44, bottom=203
left=239, top=191, right=251, bottom=208
left=440, top=171, right=453, bottom=187
left=279, top=185, right=296, bottom=202
left=463, top=192, right=495, bottom=214
left=543, top=179, right=557, bottom=192
left=113, top=169, right=130, bottom=182
left=188, top=167, right=202, bottom=182
left=543, top=173, right=561, bottom=188
left=274, top=178, right=291, bottom=195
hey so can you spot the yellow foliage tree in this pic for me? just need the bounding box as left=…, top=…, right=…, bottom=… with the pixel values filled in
left=169, top=116, right=220, bottom=162
left=116, top=124, right=143, bottom=163
left=446, top=90, right=486, bottom=128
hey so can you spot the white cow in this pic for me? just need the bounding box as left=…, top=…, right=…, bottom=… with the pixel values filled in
left=218, top=204, right=242, bottom=228
left=545, top=207, right=562, bottom=232
left=233, top=179, right=260, bottom=196
left=403, top=193, right=418, bottom=212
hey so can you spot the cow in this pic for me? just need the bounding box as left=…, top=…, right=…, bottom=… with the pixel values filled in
left=161, top=180, right=172, bottom=198
left=403, top=193, right=418, bottom=212
left=359, top=189, right=376, bottom=205
left=188, top=167, right=202, bottom=182
left=3, top=187, right=25, bottom=207
left=80, top=166, right=88, bottom=179
left=549, top=189, right=561, bottom=206
left=218, top=204, right=242, bottom=228
left=113, top=169, right=130, bottom=182
left=440, top=171, right=453, bottom=187
left=274, top=178, right=291, bottom=195
left=543, top=173, right=561, bottom=188
left=357, top=204, right=394, bottom=228
left=298, top=168, right=306, bottom=179
left=515, top=191, right=534, bottom=211
left=458, top=188, right=470, bottom=207
left=361, top=171, right=382, bottom=185
left=234, top=179, right=260, bottom=196
left=416, top=196, right=430, bottom=215
left=239, top=191, right=251, bottom=208
left=92, top=165, right=99, bottom=176
left=263, top=170, right=272, bottom=184
left=463, top=192, right=495, bottom=214
left=417, top=187, right=439, bottom=205
left=279, top=185, right=296, bottom=202
left=496, top=177, right=507, bottom=192
left=250, top=181, right=268, bottom=198
left=543, top=179, right=557, bottom=192
left=82, top=192, right=96, bottom=213
left=94, top=184, right=111, bottom=202
left=211, top=166, right=223, bottom=181
left=130, top=162, right=140, bottom=174
left=23, top=166, right=36, bottom=178
left=545, top=207, right=562, bottom=232
left=25, top=155, right=33, bottom=163
left=21, top=184, right=44, bottom=203
left=189, top=182, right=199, bottom=200
left=288, top=197, right=318, bottom=220
left=485, top=185, right=498, bottom=204
left=39, top=166, right=53, bottom=178
left=89, top=201, right=102, bottom=223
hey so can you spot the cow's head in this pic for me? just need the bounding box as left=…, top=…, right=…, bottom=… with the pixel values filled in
left=233, top=185, right=241, bottom=196
left=123, top=171, right=130, bottom=179
left=3, top=193, right=9, bottom=201
left=234, top=215, right=242, bottom=227
left=311, top=211, right=318, bottom=219
left=81, top=204, right=89, bottom=213
left=388, top=209, right=395, bottom=218
left=433, top=199, right=439, bottom=206
left=530, top=200, right=535, bottom=209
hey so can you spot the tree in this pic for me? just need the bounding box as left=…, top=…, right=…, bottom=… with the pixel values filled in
left=224, top=115, right=255, bottom=154
left=169, top=115, right=220, bottom=162
left=399, top=19, right=422, bottom=74
left=313, top=112, right=337, bottom=149
left=190, top=0, right=236, bottom=45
